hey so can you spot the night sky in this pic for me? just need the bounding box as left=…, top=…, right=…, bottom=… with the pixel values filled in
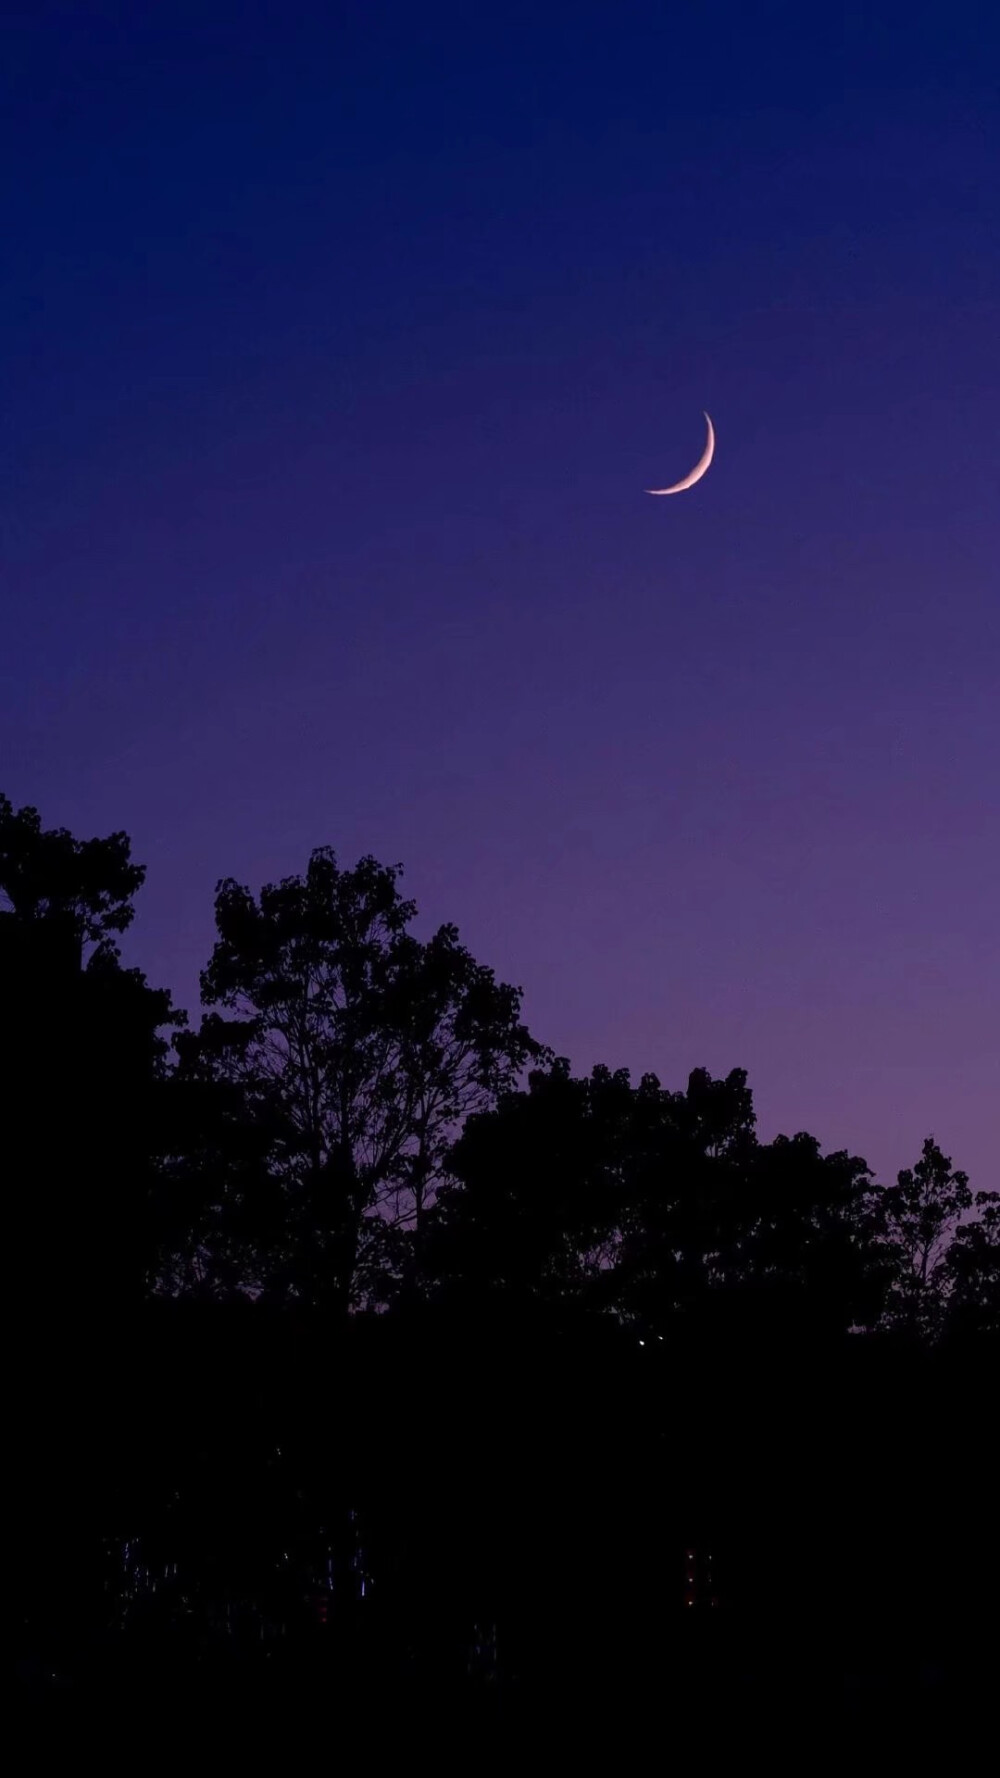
left=3, top=2, right=997, bottom=1188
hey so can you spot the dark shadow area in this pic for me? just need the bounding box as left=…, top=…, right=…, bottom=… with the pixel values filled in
left=5, top=794, right=997, bottom=1745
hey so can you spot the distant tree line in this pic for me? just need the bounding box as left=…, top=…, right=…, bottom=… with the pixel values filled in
left=2, top=791, right=997, bottom=1345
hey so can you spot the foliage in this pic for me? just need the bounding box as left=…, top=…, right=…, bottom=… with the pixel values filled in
left=1, top=792, right=182, bottom=1311
left=0, top=791, right=144, bottom=959
left=942, top=1191, right=1000, bottom=1341
left=169, top=847, right=542, bottom=1309
left=428, top=1061, right=884, bottom=1340
left=870, top=1137, right=974, bottom=1338
left=4, top=790, right=992, bottom=1348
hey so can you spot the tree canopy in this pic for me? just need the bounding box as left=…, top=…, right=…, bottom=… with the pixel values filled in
left=7, top=789, right=998, bottom=1733
left=3, top=789, right=996, bottom=1343
left=165, top=847, right=543, bottom=1309
left=0, top=791, right=144, bottom=958
left=2, top=793, right=183, bottom=1314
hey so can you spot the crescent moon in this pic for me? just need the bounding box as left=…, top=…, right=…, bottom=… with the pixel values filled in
left=646, top=412, right=715, bottom=496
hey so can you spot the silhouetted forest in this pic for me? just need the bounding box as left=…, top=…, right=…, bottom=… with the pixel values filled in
left=5, top=793, right=997, bottom=1741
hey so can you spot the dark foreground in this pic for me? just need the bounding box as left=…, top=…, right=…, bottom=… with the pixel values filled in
left=14, top=1302, right=997, bottom=1749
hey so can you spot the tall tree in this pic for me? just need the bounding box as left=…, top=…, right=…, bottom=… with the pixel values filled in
left=428, top=1058, right=883, bottom=1342
left=0, top=791, right=144, bottom=958
left=1, top=793, right=181, bottom=1316
left=427, top=1059, right=632, bottom=1308
left=873, top=1136, right=974, bottom=1339
left=710, top=1132, right=883, bottom=1337
left=943, top=1192, right=1000, bottom=1341
left=610, top=1066, right=758, bottom=1330
left=174, top=846, right=542, bottom=1310
left=428, top=1061, right=756, bottom=1321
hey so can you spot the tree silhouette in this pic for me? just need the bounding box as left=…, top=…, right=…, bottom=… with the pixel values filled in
left=872, top=1137, right=975, bottom=1338
left=7, top=785, right=997, bottom=1725
left=943, top=1192, right=1000, bottom=1341
left=171, top=847, right=542, bottom=1310
left=609, top=1066, right=758, bottom=1332
left=428, top=1059, right=881, bottom=1341
left=0, top=791, right=144, bottom=958
left=427, top=1058, right=628, bottom=1309
left=1, top=793, right=181, bottom=1316
left=713, top=1132, right=884, bottom=1336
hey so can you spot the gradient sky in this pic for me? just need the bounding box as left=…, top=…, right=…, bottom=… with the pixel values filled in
left=2, top=2, right=997, bottom=1188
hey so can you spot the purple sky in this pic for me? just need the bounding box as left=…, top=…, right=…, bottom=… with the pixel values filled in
left=2, top=3, right=997, bottom=1188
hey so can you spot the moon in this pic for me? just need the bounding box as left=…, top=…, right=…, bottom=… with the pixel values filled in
left=646, top=412, right=715, bottom=495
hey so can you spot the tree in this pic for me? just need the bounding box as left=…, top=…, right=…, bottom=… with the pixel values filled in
left=609, top=1066, right=758, bottom=1331
left=943, top=1191, right=1000, bottom=1342
left=427, top=1062, right=745, bottom=1318
left=426, top=1059, right=631, bottom=1309
left=0, top=791, right=144, bottom=959
left=428, top=1058, right=883, bottom=1344
left=710, top=1132, right=883, bottom=1337
left=173, top=846, right=542, bottom=1311
left=872, top=1137, right=974, bottom=1339
left=1, top=792, right=182, bottom=1315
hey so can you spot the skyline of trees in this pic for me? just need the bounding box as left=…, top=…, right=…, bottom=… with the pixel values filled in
left=2, top=790, right=996, bottom=1338
left=7, top=789, right=998, bottom=1726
